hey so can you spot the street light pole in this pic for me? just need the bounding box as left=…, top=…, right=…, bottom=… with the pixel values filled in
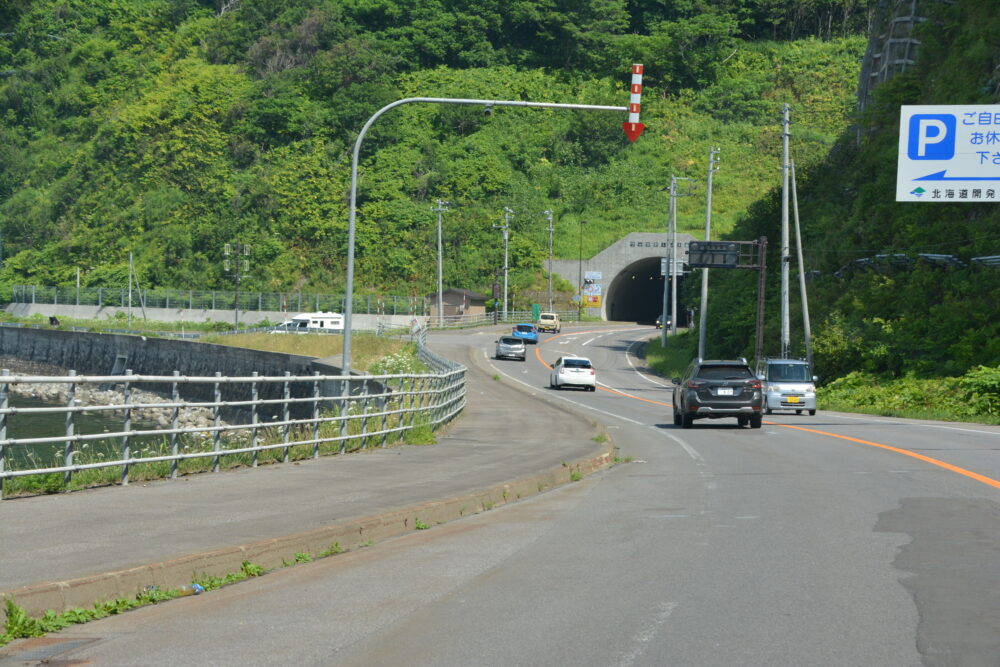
left=431, top=199, right=450, bottom=328
left=578, top=220, right=586, bottom=320
left=493, top=208, right=512, bottom=322
left=342, top=96, right=628, bottom=378
left=545, top=209, right=554, bottom=312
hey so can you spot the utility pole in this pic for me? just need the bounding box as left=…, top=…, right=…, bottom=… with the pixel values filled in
left=791, top=161, right=813, bottom=368
left=493, top=208, right=512, bottom=322
left=662, top=176, right=693, bottom=347
left=698, top=147, right=721, bottom=360
left=431, top=199, right=450, bottom=328
left=780, top=103, right=792, bottom=358
left=224, top=242, right=250, bottom=332
left=544, top=209, right=554, bottom=312
left=578, top=220, right=587, bottom=320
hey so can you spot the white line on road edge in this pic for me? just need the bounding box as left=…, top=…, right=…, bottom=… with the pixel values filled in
left=624, top=338, right=672, bottom=388
left=655, top=428, right=704, bottom=463
left=617, top=600, right=678, bottom=667
left=825, top=412, right=1000, bottom=437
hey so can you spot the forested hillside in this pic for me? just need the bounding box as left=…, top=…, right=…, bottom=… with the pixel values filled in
left=699, top=0, right=1000, bottom=378
left=8, top=0, right=992, bottom=380
left=1, top=0, right=868, bottom=298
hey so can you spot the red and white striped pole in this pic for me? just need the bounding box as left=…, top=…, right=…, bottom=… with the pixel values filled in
left=622, top=64, right=645, bottom=142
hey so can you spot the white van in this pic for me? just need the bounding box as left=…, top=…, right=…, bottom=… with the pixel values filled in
left=756, top=358, right=817, bottom=415
left=271, top=311, right=344, bottom=334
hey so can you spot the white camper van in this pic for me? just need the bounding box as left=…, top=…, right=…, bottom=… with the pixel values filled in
left=271, top=311, right=344, bottom=334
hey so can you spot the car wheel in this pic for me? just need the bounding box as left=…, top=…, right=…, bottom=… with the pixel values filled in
left=795, top=409, right=802, bottom=415
left=750, top=415, right=762, bottom=429
left=681, top=413, right=693, bottom=429
left=765, top=407, right=772, bottom=415
left=589, top=385, right=596, bottom=392
left=809, top=409, right=816, bottom=416
left=738, top=416, right=749, bottom=427
left=673, top=410, right=682, bottom=426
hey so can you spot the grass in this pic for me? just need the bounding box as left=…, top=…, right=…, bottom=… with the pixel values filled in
left=643, top=330, right=696, bottom=381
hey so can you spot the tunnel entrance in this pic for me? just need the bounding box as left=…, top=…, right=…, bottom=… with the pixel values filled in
left=605, top=258, right=688, bottom=325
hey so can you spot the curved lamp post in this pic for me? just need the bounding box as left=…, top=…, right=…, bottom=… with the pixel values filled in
left=341, top=97, right=627, bottom=378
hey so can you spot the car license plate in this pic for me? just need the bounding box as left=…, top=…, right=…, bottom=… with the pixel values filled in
left=788, top=396, right=799, bottom=403
left=718, top=387, right=733, bottom=396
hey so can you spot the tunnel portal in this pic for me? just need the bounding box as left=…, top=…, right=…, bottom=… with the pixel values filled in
left=605, top=258, right=687, bottom=325
left=547, top=231, right=696, bottom=324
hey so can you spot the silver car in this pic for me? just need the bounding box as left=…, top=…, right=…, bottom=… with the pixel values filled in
left=495, top=336, right=526, bottom=361
left=756, top=358, right=817, bottom=415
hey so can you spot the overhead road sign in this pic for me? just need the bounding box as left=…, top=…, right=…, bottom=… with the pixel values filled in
left=897, top=105, right=1000, bottom=202
left=687, top=241, right=739, bottom=268
left=622, top=64, right=645, bottom=142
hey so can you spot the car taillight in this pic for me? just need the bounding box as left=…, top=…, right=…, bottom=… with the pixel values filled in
left=687, top=380, right=704, bottom=389
left=749, top=379, right=762, bottom=390
left=589, top=369, right=595, bottom=375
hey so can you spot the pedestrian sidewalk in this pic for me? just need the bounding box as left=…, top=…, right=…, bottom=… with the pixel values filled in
left=0, top=342, right=613, bottom=617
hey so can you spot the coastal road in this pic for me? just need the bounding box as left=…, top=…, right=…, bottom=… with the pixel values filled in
left=25, top=324, right=1000, bottom=666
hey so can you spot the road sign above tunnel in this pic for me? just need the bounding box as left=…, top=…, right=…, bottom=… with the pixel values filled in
left=623, top=64, right=645, bottom=143
left=688, top=241, right=739, bottom=268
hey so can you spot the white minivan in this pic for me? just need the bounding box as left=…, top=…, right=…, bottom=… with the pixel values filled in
left=271, top=311, right=344, bottom=334
left=756, top=358, right=817, bottom=415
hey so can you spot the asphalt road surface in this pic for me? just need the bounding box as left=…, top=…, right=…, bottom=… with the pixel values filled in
left=19, top=324, right=1000, bottom=666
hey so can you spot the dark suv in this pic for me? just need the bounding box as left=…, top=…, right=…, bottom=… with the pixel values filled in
left=672, top=358, right=764, bottom=429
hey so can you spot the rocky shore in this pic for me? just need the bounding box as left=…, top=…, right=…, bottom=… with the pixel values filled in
left=0, top=357, right=221, bottom=430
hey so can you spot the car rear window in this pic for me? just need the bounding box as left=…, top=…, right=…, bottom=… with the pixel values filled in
left=500, top=337, right=521, bottom=345
left=516, top=325, right=535, bottom=332
left=697, top=365, right=752, bottom=380
left=564, top=358, right=592, bottom=369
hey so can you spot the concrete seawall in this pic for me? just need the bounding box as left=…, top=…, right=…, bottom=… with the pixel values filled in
left=0, top=327, right=350, bottom=420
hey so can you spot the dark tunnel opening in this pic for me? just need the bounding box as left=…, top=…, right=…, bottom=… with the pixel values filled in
left=605, top=258, right=688, bottom=325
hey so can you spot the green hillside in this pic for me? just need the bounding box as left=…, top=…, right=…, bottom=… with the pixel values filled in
left=9, top=0, right=993, bottom=388
left=0, top=0, right=866, bottom=299
left=694, top=0, right=1000, bottom=379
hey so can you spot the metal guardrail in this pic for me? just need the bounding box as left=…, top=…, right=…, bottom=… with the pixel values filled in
left=0, top=333, right=466, bottom=499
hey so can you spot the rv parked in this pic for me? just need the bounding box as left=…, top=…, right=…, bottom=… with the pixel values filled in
left=271, top=311, right=344, bottom=334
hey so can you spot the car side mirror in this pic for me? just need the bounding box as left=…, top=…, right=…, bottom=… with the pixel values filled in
left=672, top=377, right=680, bottom=385
left=812, top=375, right=818, bottom=382
left=757, top=374, right=765, bottom=381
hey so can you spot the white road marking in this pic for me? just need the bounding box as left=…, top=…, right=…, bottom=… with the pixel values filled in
left=829, top=412, right=1000, bottom=437
left=617, top=601, right=678, bottom=667
left=657, top=429, right=705, bottom=463
left=486, top=349, right=643, bottom=426
left=624, top=338, right=672, bottom=388
left=582, top=337, right=597, bottom=346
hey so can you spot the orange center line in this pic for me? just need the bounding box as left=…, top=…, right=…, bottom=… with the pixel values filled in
left=771, top=422, right=1000, bottom=490
left=532, top=332, right=1000, bottom=489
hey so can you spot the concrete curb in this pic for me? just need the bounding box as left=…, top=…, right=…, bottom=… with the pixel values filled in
left=4, top=444, right=614, bottom=618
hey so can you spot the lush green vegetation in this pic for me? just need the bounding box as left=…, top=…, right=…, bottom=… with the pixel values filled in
left=685, top=0, right=1000, bottom=392
left=1, top=0, right=866, bottom=303
left=3, top=0, right=996, bottom=396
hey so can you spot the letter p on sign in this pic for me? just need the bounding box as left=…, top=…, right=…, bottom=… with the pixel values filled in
left=908, top=114, right=956, bottom=160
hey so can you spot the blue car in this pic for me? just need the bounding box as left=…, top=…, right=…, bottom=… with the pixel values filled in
left=511, top=323, right=539, bottom=344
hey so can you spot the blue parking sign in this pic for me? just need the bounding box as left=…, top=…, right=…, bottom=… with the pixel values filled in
left=897, top=105, right=1000, bottom=202
left=907, top=114, right=956, bottom=160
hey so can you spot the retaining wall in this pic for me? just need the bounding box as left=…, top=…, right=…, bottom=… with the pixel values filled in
left=0, top=327, right=352, bottom=421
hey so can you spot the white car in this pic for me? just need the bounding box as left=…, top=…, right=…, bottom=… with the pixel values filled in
left=550, top=356, right=596, bottom=391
